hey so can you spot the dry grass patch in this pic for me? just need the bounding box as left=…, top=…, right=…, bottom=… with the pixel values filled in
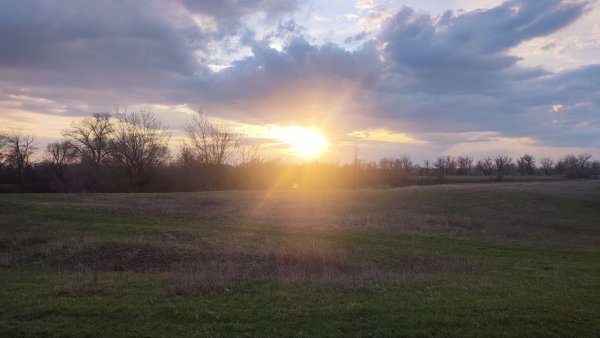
left=1, top=236, right=198, bottom=272
left=161, top=234, right=482, bottom=293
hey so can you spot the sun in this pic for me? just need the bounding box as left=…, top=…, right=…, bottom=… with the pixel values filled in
left=270, top=125, right=329, bottom=159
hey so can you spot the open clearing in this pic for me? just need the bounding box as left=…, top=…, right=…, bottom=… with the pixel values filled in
left=1, top=181, right=599, bottom=337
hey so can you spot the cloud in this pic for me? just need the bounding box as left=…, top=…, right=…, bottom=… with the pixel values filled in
left=363, top=0, right=598, bottom=149
left=0, top=0, right=598, bottom=160
left=355, top=0, right=385, bottom=11
left=181, top=0, right=298, bottom=36
left=379, top=1, right=587, bottom=92
left=0, top=0, right=205, bottom=74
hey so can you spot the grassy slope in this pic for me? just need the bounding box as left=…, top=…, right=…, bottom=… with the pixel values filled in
left=1, top=181, right=599, bottom=337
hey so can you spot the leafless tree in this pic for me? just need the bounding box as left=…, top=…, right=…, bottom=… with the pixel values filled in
left=561, top=154, right=581, bottom=177
left=183, top=111, right=248, bottom=188
left=45, top=140, right=77, bottom=191
left=398, top=155, right=412, bottom=171
left=0, top=131, right=36, bottom=187
left=184, top=111, right=243, bottom=167
left=111, top=109, right=171, bottom=191
left=0, top=134, right=7, bottom=166
left=476, top=157, right=494, bottom=176
left=577, top=153, right=592, bottom=171
left=46, top=140, right=76, bottom=176
left=561, top=153, right=593, bottom=178
left=378, top=156, right=412, bottom=186
left=539, top=157, right=554, bottom=175
left=434, top=156, right=455, bottom=177
left=494, top=155, right=512, bottom=180
left=176, top=144, right=197, bottom=169
left=63, top=113, right=115, bottom=170
left=457, top=155, right=473, bottom=176
left=235, top=138, right=261, bottom=167
left=556, top=160, right=566, bottom=175
left=1, top=132, right=36, bottom=169
left=591, top=161, right=600, bottom=176
left=517, top=154, right=535, bottom=175
left=422, top=159, right=431, bottom=177
left=563, top=154, right=578, bottom=169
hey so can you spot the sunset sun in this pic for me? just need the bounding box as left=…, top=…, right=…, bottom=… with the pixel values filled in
left=270, top=125, right=329, bottom=159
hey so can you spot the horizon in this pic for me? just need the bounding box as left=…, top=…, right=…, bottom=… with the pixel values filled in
left=1, top=0, right=599, bottom=162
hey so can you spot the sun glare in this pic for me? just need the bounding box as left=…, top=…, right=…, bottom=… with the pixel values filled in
left=270, top=125, right=329, bottom=159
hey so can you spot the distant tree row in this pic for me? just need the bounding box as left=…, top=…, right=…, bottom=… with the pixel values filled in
left=425, top=153, right=598, bottom=179
left=1, top=110, right=599, bottom=192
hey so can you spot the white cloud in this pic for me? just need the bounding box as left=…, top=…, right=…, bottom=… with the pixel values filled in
left=355, top=0, right=385, bottom=11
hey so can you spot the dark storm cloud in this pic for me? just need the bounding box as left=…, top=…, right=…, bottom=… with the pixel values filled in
left=0, top=0, right=597, bottom=149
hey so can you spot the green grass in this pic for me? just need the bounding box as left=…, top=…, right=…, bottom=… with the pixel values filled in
left=1, top=181, right=599, bottom=337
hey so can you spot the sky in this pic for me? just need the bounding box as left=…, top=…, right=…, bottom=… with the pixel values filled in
left=1, top=0, right=599, bottom=162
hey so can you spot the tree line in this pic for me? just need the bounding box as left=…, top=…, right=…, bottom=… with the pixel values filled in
left=1, top=109, right=599, bottom=193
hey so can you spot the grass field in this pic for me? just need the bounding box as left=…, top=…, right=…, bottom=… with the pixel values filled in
left=1, top=181, right=600, bottom=337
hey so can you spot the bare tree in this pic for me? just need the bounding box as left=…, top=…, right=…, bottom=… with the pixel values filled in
left=561, top=153, right=592, bottom=178
left=184, top=111, right=247, bottom=188
left=176, top=143, right=197, bottom=169
left=494, top=155, right=512, bottom=180
left=184, top=111, right=243, bottom=167
left=434, top=156, right=455, bottom=177
left=64, top=113, right=114, bottom=170
left=111, top=109, right=171, bottom=191
left=45, top=140, right=77, bottom=192
left=46, top=140, right=76, bottom=178
left=434, top=157, right=445, bottom=177
left=591, top=161, right=600, bottom=176
left=476, top=157, right=494, bottom=176
left=457, top=155, right=473, bottom=176
left=562, top=154, right=578, bottom=174
left=423, top=159, right=431, bottom=177
left=577, top=153, right=592, bottom=171
left=0, top=131, right=36, bottom=188
left=555, top=159, right=565, bottom=175
left=235, top=138, right=261, bottom=167
left=378, top=158, right=396, bottom=186
left=539, top=157, right=554, bottom=175
left=398, top=155, right=412, bottom=171
left=517, top=154, right=535, bottom=175
left=378, top=156, right=412, bottom=186
left=1, top=132, right=36, bottom=168
left=0, top=133, right=7, bottom=166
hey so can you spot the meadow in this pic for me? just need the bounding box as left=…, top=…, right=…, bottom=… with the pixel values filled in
left=1, top=180, right=599, bottom=337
